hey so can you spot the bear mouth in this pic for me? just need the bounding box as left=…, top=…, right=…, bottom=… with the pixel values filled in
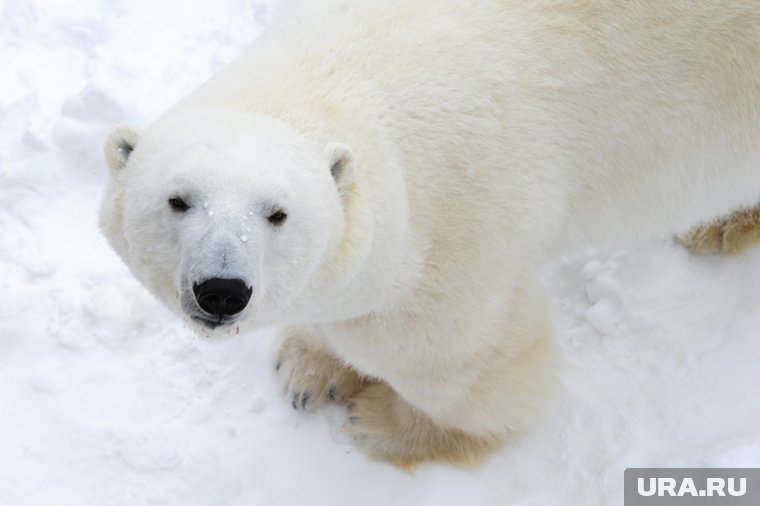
left=190, top=314, right=236, bottom=330
left=181, top=294, right=239, bottom=331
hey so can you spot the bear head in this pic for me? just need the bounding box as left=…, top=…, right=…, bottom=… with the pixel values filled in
left=99, top=110, right=356, bottom=332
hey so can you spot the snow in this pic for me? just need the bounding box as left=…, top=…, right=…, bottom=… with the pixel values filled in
left=1, top=1, right=759, bottom=505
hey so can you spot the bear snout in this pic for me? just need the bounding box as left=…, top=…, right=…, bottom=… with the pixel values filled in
left=192, top=278, right=252, bottom=317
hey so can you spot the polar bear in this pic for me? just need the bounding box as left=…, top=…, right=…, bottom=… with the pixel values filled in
left=100, top=0, right=760, bottom=465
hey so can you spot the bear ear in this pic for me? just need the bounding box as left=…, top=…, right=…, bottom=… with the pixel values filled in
left=325, top=142, right=355, bottom=195
left=104, top=126, right=141, bottom=171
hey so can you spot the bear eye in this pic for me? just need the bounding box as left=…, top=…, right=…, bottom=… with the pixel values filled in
left=168, top=197, right=190, bottom=212
left=267, top=210, right=288, bottom=225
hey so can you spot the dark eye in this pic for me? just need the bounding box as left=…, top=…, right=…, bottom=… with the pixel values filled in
left=267, top=210, right=287, bottom=225
left=168, top=197, right=190, bottom=212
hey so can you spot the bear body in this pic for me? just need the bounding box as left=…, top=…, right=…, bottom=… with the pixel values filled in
left=101, top=0, right=760, bottom=464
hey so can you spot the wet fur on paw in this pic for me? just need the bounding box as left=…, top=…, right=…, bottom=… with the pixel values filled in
left=347, top=382, right=500, bottom=467
left=680, top=204, right=760, bottom=255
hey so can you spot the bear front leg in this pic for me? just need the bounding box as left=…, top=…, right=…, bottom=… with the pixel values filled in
left=346, top=382, right=500, bottom=467
left=679, top=203, right=760, bottom=254
left=276, top=325, right=366, bottom=411
left=334, top=271, right=556, bottom=467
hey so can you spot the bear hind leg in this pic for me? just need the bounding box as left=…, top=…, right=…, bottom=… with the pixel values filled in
left=679, top=203, right=760, bottom=255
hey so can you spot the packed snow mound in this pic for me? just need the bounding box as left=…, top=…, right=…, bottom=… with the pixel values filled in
left=1, top=1, right=758, bottom=505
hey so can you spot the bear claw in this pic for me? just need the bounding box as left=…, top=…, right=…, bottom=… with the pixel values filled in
left=301, top=391, right=310, bottom=409
left=276, top=327, right=367, bottom=412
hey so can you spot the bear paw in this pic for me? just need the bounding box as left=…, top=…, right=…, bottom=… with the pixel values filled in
left=276, top=327, right=365, bottom=411
left=679, top=204, right=760, bottom=255
left=346, top=382, right=498, bottom=467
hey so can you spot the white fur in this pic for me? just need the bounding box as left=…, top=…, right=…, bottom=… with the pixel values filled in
left=101, top=0, right=760, bottom=449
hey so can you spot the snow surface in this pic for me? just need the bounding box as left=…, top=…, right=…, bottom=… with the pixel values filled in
left=1, top=1, right=759, bottom=505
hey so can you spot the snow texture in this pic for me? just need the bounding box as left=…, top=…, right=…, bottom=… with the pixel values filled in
left=1, top=1, right=759, bottom=505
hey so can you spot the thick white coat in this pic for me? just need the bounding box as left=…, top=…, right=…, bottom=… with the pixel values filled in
left=101, top=0, right=760, bottom=441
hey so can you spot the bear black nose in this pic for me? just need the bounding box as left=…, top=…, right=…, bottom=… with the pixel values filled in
left=193, top=278, right=252, bottom=316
